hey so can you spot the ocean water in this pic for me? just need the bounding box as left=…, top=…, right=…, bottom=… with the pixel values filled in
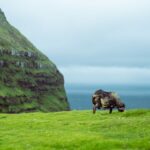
left=65, top=84, right=150, bottom=110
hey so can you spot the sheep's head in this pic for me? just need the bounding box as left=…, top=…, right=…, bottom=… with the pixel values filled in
left=118, top=102, right=125, bottom=112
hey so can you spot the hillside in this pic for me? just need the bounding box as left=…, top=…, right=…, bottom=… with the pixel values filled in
left=0, top=109, right=150, bottom=149
left=0, top=8, right=70, bottom=113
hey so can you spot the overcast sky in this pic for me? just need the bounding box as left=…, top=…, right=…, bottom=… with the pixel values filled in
left=0, top=0, right=150, bottom=84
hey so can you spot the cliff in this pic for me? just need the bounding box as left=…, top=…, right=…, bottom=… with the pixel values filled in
left=0, top=9, right=70, bottom=113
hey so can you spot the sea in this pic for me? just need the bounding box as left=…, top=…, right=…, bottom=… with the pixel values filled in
left=65, top=84, right=150, bottom=110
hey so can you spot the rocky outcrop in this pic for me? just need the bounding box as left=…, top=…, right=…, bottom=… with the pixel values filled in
left=0, top=9, right=70, bottom=113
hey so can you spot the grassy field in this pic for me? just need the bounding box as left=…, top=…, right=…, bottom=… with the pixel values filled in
left=0, top=109, right=150, bottom=150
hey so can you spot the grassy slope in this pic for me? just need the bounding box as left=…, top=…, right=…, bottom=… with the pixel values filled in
left=0, top=9, right=36, bottom=51
left=0, top=109, right=150, bottom=150
left=0, top=9, right=69, bottom=112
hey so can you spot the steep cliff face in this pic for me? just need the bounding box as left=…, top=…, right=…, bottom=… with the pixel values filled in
left=0, top=9, right=70, bottom=113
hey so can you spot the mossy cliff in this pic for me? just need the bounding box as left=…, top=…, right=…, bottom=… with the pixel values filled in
left=0, top=9, right=70, bottom=113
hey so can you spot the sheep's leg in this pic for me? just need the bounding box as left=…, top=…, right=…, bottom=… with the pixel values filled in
left=93, top=105, right=97, bottom=114
left=109, top=107, right=113, bottom=114
left=93, top=103, right=99, bottom=114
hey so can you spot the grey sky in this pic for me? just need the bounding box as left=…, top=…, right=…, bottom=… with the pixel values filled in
left=0, top=0, right=150, bottom=84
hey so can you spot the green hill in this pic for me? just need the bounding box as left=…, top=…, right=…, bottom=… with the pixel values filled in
left=0, top=8, right=70, bottom=113
left=0, top=109, right=150, bottom=149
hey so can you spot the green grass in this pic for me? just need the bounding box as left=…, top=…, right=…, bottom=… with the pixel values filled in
left=0, top=109, right=150, bottom=150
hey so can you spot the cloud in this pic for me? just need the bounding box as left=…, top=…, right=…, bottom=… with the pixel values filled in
left=0, top=0, right=150, bottom=69
left=60, top=66, right=150, bottom=85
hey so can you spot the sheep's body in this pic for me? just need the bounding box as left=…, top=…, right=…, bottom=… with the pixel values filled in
left=92, top=89, right=125, bottom=114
